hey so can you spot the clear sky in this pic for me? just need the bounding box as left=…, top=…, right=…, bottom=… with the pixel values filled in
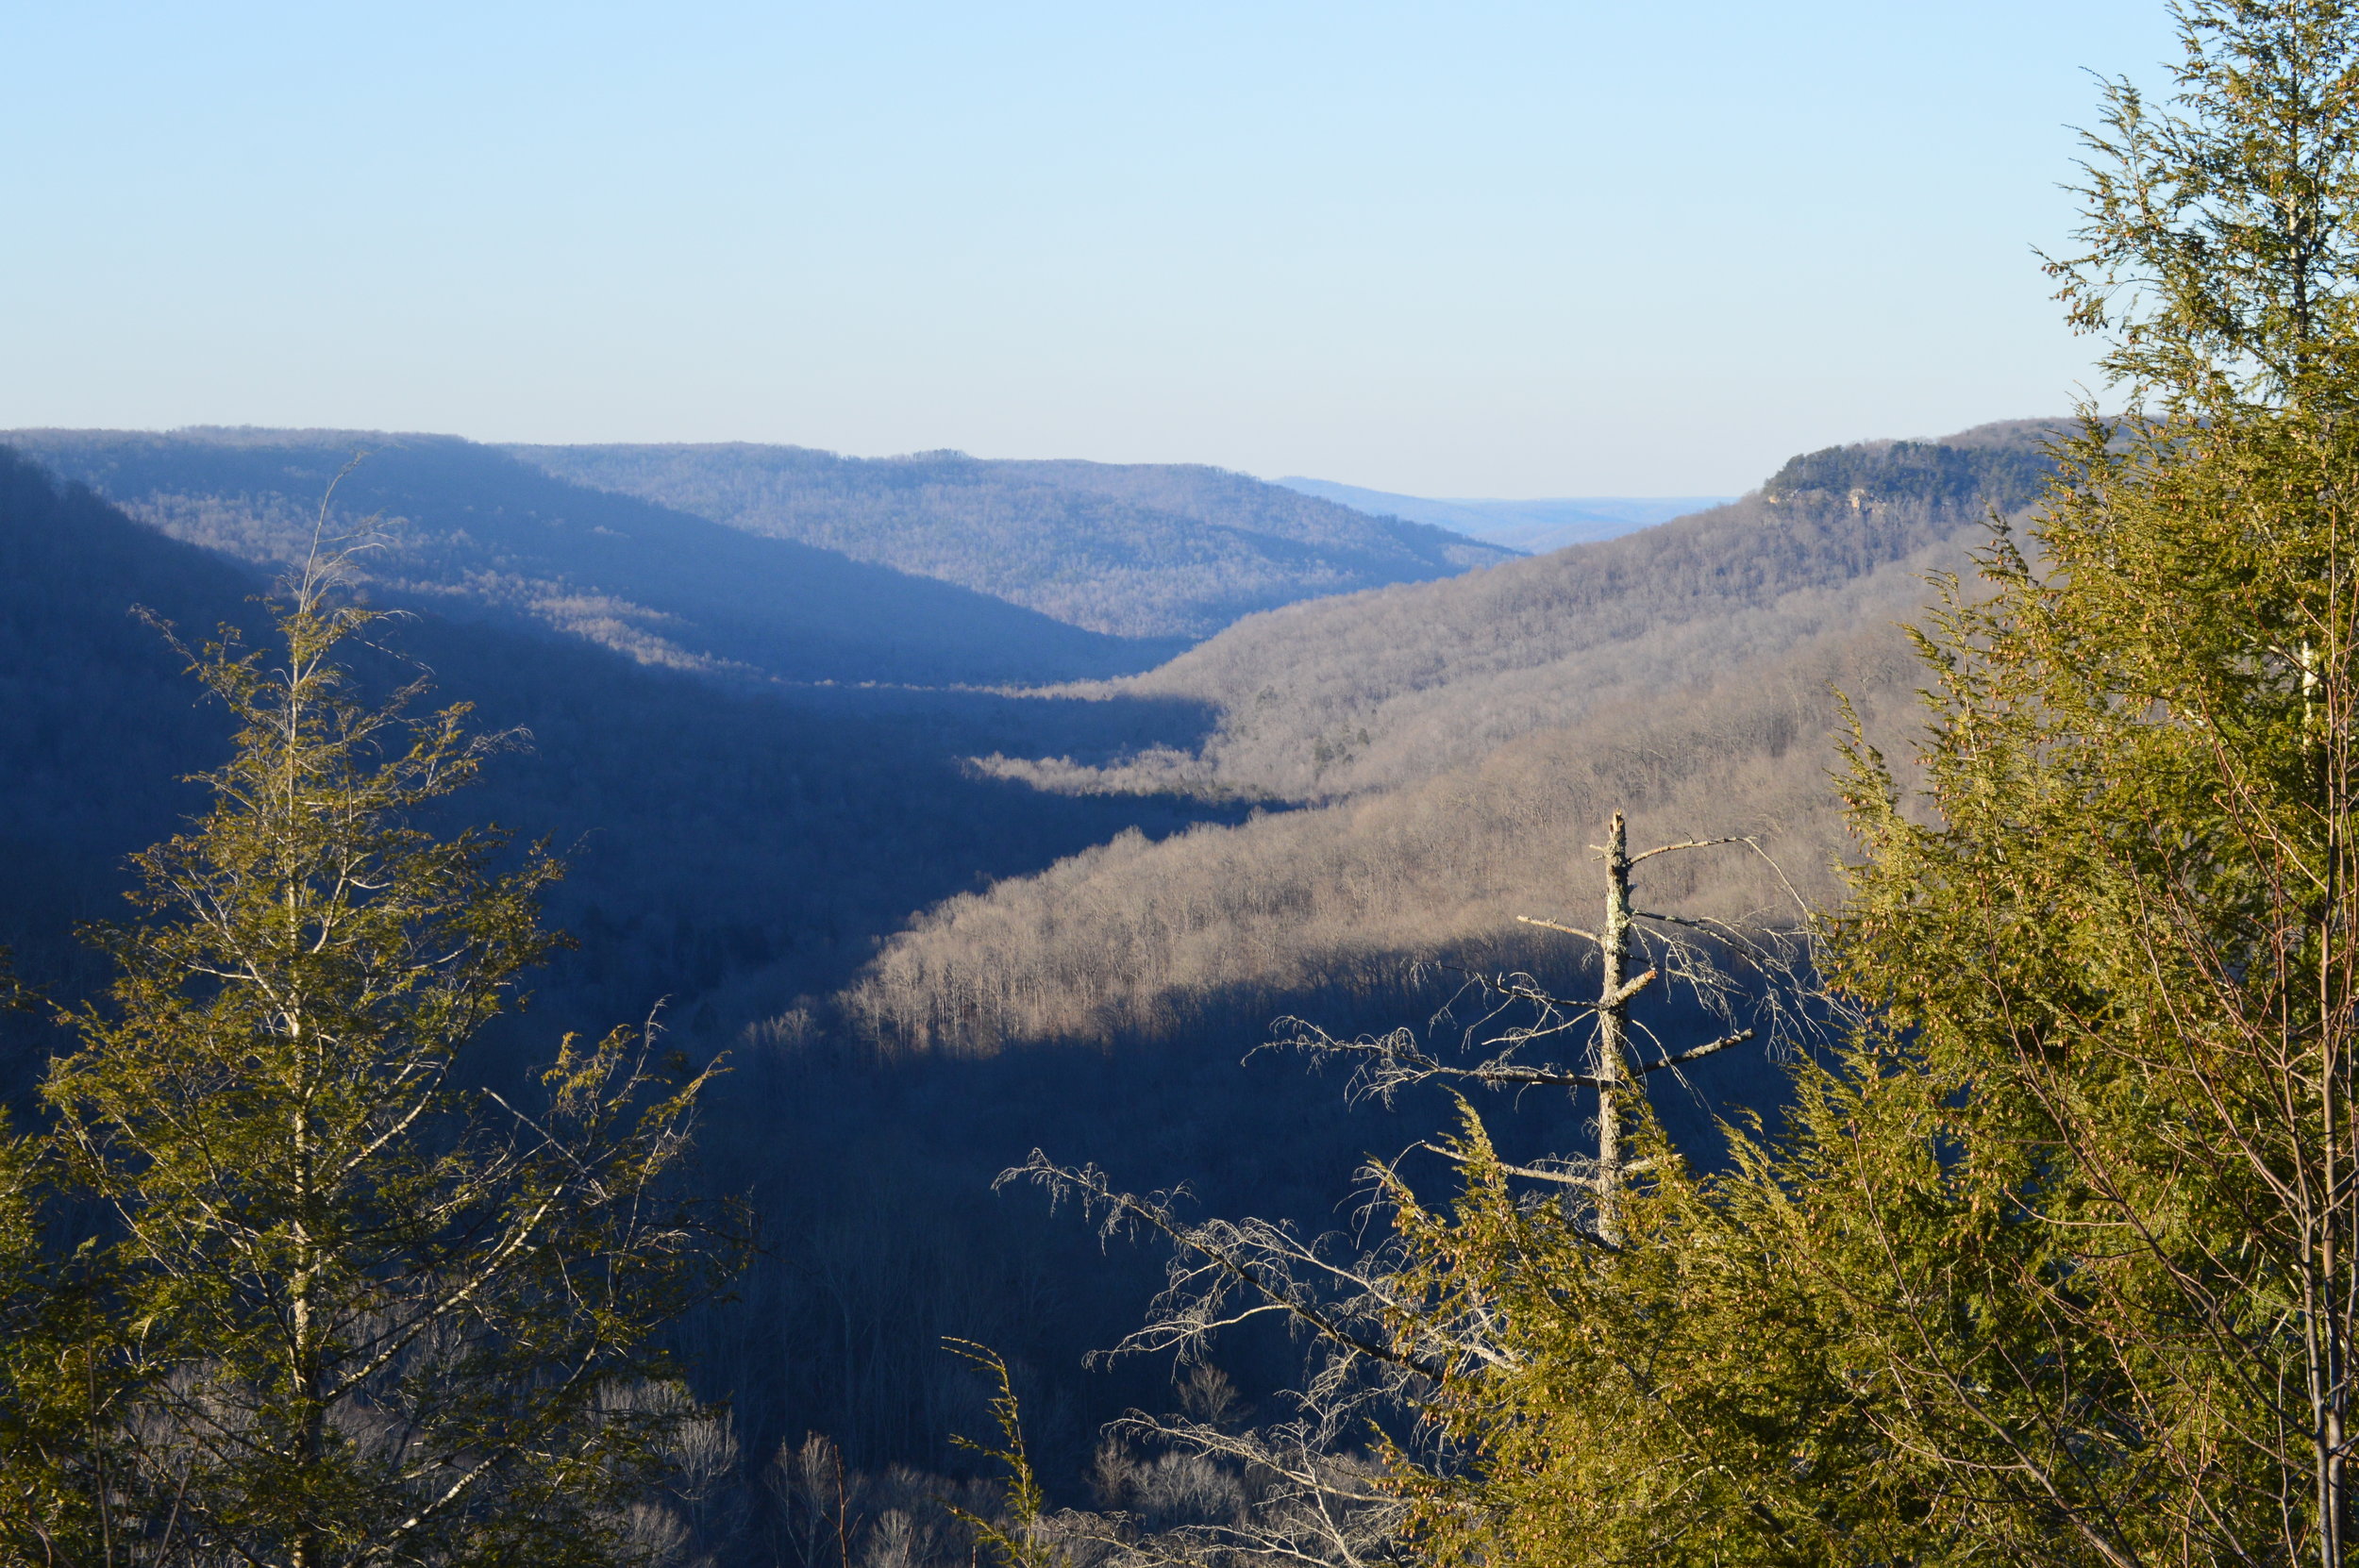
left=1, top=1, right=2183, bottom=495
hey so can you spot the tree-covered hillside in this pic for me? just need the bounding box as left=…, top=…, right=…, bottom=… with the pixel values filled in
left=840, top=423, right=2059, bottom=1056
left=8, top=428, right=1172, bottom=687
left=0, top=446, right=1241, bottom=1071
left=510, top=442, right=1516, bottom=639
left=0, top=414, right=2079, bottom=1558
left=987, top=420, right=2058, bottom=802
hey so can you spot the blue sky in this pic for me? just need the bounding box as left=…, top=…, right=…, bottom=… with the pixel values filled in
left=2, top=2, right=2182, bottom=494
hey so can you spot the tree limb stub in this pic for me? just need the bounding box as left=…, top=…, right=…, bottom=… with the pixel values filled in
left=1515, top=915, right=1603, bottom=944
left=1604, top=967, right=1659, bottom=1008
left=1634, top=1028, right=1755, bottom=1075
left=1625, top=835, right=1757, bottom=867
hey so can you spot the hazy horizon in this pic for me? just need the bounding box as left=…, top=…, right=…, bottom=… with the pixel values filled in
left=3, top=3, right=2176, bottom=494
left=0, top=419, right=1746, bottom=507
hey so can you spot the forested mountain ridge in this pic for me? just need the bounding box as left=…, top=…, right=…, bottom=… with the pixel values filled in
left=509, top=442, right=1517, bottom=639
left=844, top=422, right=2062, bottom=1055
left=0, top=416, right=2071, bottom=1532
left=8, top=427, right=1170, bottom=687
left=989, top=422, right=2061, bottom=802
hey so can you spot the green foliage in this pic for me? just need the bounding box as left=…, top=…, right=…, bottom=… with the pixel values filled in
left=1380, top=1105, right=1912, bottom=1568
left=1369, top=407, right=2359, bottom=1565
left=1788, top=397, right=2359, bottom=1560
left=0, top=1117, right=126, bottom=1568
left=943, top=1341, right=1064, bottom=1568
left=31, top=558, right=746, bottom=1566
left=1758, top=4, right=2359, bottom=1556
left=2049, top=0, right=2359, bottom=410
left=1361, top=11, right=2359, bottom=1563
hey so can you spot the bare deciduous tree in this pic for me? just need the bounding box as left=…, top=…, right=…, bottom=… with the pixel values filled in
left=999, top=812, right=1817, bottom=1568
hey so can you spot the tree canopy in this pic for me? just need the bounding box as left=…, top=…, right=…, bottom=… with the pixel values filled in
left=1, top=543, right=745, bottom=1567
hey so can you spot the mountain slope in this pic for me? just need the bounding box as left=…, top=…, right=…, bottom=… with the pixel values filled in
left=0, top=443, right=1374, bottom=1484
left=0, top=444, right=1246, bottom=1050
left=508, top=442, right=1516, bottom=639
left=9, top=428, right=1167, bottom=687
left=839, top=422, right=2063, bottom=1054
left=996, top=424, right=2058, bottom=802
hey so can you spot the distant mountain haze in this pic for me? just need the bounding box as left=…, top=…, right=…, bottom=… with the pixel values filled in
left=510, top=442, right=1516, bottom=640
left=8, top=428, right=1176, bottom=687
left=1274, top=476, right=1734, bottom=554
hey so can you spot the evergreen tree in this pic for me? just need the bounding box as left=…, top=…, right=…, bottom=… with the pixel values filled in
left=1797, top=364, right=2359, bottom=1566
left=38, top=551, right=744, bottom=1566
left=1769, top=2, right=2359, bottom=1560
left=1385, top=8, right=2359, bottom=1564
left=1003, top=821, right=1854, bottom=1568
left=0, top=1117, right=125, bottom=1567
left=1375, top=1108, right=1920, bottom=1568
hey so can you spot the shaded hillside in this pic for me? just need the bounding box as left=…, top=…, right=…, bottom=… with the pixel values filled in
left=1276, top=477, right=1729, bottom=553
left=509, top=442, right=1514, bottom=639
left=9, top=428, right=1168, bottom=687
left=0, top=445, right=1242, bottom=1071
left=835, top=422, right=2064, bottom=1057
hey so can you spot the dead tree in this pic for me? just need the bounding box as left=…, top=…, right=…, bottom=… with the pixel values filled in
left=1000, top=811, right=1824, bottom=1568
left=1275, top=809, right=1811, bottom=1243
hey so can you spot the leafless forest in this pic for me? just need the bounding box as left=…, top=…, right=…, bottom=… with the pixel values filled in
left=840, top=424, right=2055, bottom=1057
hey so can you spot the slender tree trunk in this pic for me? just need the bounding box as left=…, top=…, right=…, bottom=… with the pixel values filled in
left=292, top=1011, right=322, bottom=1568
left=1594, top=813, right=1631, bottom=1245
left=2317, top=615, right=2351, bottom=1568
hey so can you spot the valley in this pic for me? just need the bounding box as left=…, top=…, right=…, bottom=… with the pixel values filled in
left=0, top=416, right=2053, bottom=1524
left=18, top=0, right=2336, bottom=1556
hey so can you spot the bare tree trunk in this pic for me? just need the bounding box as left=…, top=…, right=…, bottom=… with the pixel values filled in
left=2314, top=622, right=2351, bottom=1568
left=1593, top=813, right=1631, bottom=1245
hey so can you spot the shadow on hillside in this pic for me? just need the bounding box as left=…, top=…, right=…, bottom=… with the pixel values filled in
left=684, top=955, right=1814, bottom=1497
left=0, top=445, right=1255, bottom=1108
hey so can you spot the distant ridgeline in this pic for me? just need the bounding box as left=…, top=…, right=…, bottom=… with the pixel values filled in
left=6, top=427, right=1189, bottom=687
left=509, top=442, right=1516, bottom=640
